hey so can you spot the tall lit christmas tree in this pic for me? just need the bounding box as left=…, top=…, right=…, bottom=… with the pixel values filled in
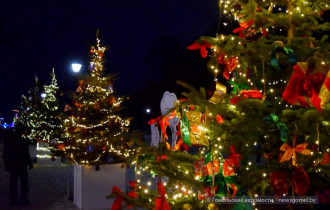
left=62, top=33, right=132, bottom=165
left=39, top=69, right=65, bottom=159
left=110, top=0, right=329, bottom=209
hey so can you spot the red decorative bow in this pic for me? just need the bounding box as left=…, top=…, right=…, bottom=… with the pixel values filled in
left=282, top=64, right=325, bottom=111
left=233, top=19, right=255, bottom=38
left=228, top=146, right=241, bottom=168
left=155, top=182, right=170, bottom=210
left=156, top=154, right=168, bottom=162
left=129, top=181, right=137, bottom=189
left=111, top=185, right=138, bottom=210
left=187, top=41, right=213, bottom=58
left=148, top=110, right=176, bottom=140
left=206, top=160, right=220, bottom=175
left=218, top=53, right=238, bottom=79
left=270, top=166, right=309, bottom=197
left=230, top=89, right=263, bottom=104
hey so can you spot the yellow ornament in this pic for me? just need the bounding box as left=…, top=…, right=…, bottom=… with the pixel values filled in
left=208, top=203, right=219, bottom=210
left=182, top=203, right=192, bottom=210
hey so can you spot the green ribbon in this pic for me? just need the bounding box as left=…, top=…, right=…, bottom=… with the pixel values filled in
left=204, top=152, right=212, bottom=165
left=264, top=113, right=288, bottom=142
left=228, top=80, right=250, bottom=94
left=233, top=196, right=254, bottom=210
left=215, top=174, right=227, bottom=196
left=270, top=44, right=297, bottom=71
left=180, top=113, right=192, bottom=146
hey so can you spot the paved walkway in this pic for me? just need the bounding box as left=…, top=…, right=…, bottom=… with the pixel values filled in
left=0, top=143, right=78, bottom=210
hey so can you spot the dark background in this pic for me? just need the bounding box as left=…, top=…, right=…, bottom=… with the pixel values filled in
left=0, top=0, right=221, bottom=129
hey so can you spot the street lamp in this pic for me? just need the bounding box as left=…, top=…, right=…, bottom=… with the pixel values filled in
left=72, top=63, right=82, bottom=73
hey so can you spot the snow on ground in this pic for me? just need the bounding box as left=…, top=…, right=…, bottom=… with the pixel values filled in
left=0, top=143, right=78, bottom=210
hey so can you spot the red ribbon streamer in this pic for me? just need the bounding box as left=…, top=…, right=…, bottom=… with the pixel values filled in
left=230, top=90, right=263, bottom=104
left=228, top=146, right=241, bottom=168
left=270, top=171, right=289, bottom=197
left=187, top=41, right=213, bottom=58
left=111, top=186, right=125, bottom=210
left=282, top=64, right=325, bottom=111
left=155, top=182, right=171, bottom=210
left=324, top=76, right=330, bottom=90
left=233, top=19, right=255, bottom=38
left=292, top=166, right=310, bottom=196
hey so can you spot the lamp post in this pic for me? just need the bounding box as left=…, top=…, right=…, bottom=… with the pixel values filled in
left=72, top=63, right=82, bottom=73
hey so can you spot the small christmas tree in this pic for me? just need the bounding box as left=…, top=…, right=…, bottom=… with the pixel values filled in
left=62, top=33, right=132, bottom=165
left=19, top=75, right=45, bottom=143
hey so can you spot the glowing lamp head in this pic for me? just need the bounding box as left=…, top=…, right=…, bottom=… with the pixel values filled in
left=146, top=108, right=151, bottom=113
left=72, top=63, right=82, bottom=73
left=41, top=93, right=47, bottom=98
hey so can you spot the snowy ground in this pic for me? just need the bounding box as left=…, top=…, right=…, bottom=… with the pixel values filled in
left=0, top=143, right=78, bottom=210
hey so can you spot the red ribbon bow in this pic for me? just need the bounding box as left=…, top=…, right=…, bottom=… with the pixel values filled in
left=218, top=54, right=238, bottom=79
left=206, top=160, right=220, bottom=175
left=155, top=182, right=171, bottom=210
left=230, top=89, right=263, bottom=104
left=270, top=166, right=310, bottom=197
left=233, top=19, right=255, bottom=38
left=129, top=181, right=137, bottom=189
left=282, top=64, right=325, bottom=111
left=156, top=154, right=168, bottom=162
left=187, top=41, right=213, bottom=58
left=111, top=186, right=125, bottom=210
left=111, top=185, right=138, bottom=210
left=148, top=110, right=176, bottom=140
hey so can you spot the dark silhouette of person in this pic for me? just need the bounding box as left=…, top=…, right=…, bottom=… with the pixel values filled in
left=3, top=123, right=33, bottom=206
left=0, top=127, right=8, bottom=144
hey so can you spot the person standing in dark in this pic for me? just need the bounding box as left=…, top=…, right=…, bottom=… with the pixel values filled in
left=3, top=123, right=33, bottom=206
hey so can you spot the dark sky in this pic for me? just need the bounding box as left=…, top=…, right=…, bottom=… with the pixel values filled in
left=0, top=0, right=219, bottom=128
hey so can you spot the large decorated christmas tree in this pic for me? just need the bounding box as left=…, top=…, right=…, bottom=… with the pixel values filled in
left=61, top=33, right=133, bottom=165
left=110, top=0, right=329, bottom=209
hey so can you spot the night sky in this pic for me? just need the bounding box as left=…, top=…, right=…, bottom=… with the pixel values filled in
left=0, top=0, right=220, bottom=129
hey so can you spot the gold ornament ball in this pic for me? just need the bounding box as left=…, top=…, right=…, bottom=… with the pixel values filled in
left=182, top=203, right=193, bottom=210
left=208, top=203, right=219, bottom=210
